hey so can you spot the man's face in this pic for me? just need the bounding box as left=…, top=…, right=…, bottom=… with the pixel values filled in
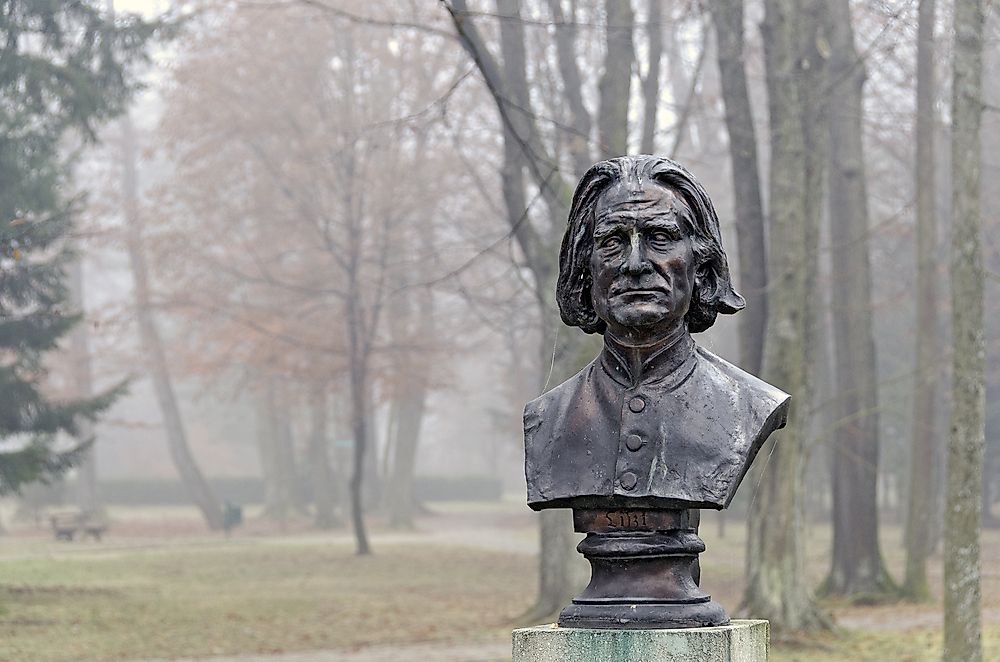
left=589, top=181, right=697, bottom=337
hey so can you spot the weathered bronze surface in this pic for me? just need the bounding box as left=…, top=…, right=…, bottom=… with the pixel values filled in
left=523, top=156, right=789, bottom=629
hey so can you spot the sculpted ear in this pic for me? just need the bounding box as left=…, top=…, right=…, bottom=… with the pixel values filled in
left=694, top=261, right=719, bottom=307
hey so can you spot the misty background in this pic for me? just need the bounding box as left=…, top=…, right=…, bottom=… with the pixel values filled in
left=1, top=0, right=998, bottom=660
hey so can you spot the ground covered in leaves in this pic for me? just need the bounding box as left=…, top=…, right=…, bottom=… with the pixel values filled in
left=0, top=502, right=995, bottom=661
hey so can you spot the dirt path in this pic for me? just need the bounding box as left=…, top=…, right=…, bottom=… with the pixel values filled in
left=835, top=607, right=1000, bottom=632
left=140, top=640, right=510, bottom=662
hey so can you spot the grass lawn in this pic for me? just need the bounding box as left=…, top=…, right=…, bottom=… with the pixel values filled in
left=0, top=504, right=996, bottom=661
left=0, top=539, right=531, bottom=660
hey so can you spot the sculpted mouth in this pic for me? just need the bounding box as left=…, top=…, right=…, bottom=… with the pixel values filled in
left=612, top=288, right=667, bottom=299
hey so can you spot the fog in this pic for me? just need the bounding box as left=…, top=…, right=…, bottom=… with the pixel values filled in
left=1, top=1, right=998, bottom=660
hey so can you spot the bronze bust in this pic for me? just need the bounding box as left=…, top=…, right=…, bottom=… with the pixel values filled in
left=523, top=155, right=789, bottom=629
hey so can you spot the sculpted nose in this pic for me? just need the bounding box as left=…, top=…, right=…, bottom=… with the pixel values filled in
left=620, top=235, right=653, bottom=276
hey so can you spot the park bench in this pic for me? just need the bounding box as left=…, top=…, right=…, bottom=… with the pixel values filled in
left=49, top=511, right=108, bottom=542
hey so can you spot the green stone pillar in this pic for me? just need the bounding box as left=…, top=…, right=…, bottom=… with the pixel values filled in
left=512, top=620, right=768, bottom=662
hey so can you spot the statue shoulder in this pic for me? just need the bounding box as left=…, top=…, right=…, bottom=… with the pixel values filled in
left=523, top=359, right=597, bottom=425
left=524, top=367, right=590, bottom=417
left=693, top=345, right=791, bottom=429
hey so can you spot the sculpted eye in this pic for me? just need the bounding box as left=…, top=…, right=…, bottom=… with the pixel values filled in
left=649, top=230, right=679, bottom=246
left=599, top=235, right=625, bottom=250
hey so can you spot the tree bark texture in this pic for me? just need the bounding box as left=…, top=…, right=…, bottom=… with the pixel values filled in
left=903, top=0, right=938, bottom=602
left=742, top=0, right=828, bottom=631
left=120, top=114, right=224, bottom=531
left=639, top=0, right=663, bottom=155
left=944, top=0, right=985, bottom=658
left=597, top=0, right=634, bottom=158
left=983, top=440, right=998, bottom=528
left=708, top=0, right=767, bottom=376
left=820, top=0, right=893, bottom=598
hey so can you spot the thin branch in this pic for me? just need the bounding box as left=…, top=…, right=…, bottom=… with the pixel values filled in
left=396, top=170, right=552, bottom=293
left=669, top=17, right=709, bottom=159
left=238, top=0, right=458, bottom=40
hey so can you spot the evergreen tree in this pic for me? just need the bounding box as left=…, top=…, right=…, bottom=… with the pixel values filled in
left=0, top=1, right=154, bottom=495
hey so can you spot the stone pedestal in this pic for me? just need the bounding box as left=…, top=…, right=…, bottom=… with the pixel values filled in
left=512, top=619, right=768, bottom=662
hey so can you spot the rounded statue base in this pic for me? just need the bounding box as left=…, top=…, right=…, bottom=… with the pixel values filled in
left=512, top=619, right=769, bottom=662
left=558, top=598, right=729, bottom=630
left=560, top=513, right=729, bottom=629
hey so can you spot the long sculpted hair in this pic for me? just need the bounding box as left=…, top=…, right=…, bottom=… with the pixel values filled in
left=556, top=155, right=745, bottom=335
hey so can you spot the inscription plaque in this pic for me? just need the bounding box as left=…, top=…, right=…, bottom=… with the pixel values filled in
left=574, top=508, right=690, bottom=533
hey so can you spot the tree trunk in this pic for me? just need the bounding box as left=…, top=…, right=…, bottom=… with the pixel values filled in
left=387, top=387, right=428, bottom=529
left=902, top=0, right=939, bottom=602
left=639, top=0, right=663, bottom=155
left=348, top=358, right=371, bottom=555
left=274, top=385, right=308, bottom=515
left=495, top=0, right=581, bottom=622
left=386, top=231, right=434, bottom=529
left=597, top=0, right=634, bottom=157
left=664, top=16, right=708, bottom=159
left=944, top=0, right=985, bottom=657
left=708, top=0, right=767, bottom=376
left=447, top=0, right=618, bottom=623
left=308, top=385, right=338, bottom=529
left=820, top=0, right=894, bottom=599
left=742, top=0, right=828, bottom=632
left=120, top=113, right=223, bottom=531
left=547, top=0, right=593, bottom=179
left=343, top=154, right=371, bottom=554
left=983, top=442, right=999, bottom=528
left=385, top=294, right=432, bottom=529
left=67, top=257, right=99, bottom=512
left=256, top=382, right=287, bottom=522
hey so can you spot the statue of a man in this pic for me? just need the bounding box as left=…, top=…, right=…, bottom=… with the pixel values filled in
left=524, top=156, right=789, bottom=512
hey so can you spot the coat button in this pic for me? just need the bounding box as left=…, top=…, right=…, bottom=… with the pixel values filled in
left=628, top=396, right=646, bottom=413
left=625, top=434, right=643, bottom=451
left=619, top=472, right=638, bottom=491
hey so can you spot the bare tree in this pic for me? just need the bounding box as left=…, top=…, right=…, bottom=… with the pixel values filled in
left=120, top=115, right=224, bottom=531
left=902, top=0, right=939, bottom=602
left=66, top=258, right=99, bottom=512
left=708, top=0, right=767, bottom=375
left=944, top=0, right=986, bottom=657
left=256, top=379, right=291, bottom=522
left=385, top=214, right=436, bottom=529
left=742, top=0, right=829, bottom=631
left=639, top=0, right=663, bottom=155
left=446, top=0, right=577, bottom=620
left=597, top=0, right=634, bottom=157
left=147, top=3, right=462, bottom=550
left=820, top=0, right=894, bottom=598
left=307, top=383, right=338, bottom=529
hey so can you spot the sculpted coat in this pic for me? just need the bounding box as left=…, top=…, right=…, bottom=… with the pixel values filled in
left=525, top=334, right=789, bottom=510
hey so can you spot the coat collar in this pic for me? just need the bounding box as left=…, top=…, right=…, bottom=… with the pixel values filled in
left=599, top=331, right=697, bottom=389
